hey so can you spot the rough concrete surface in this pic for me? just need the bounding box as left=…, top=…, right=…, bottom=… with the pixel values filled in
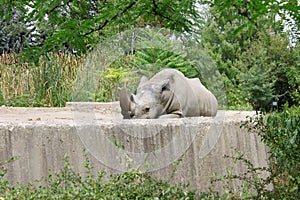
left=0, top=102, right=269, bottom=192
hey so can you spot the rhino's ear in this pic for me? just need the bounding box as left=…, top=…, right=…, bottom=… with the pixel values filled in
left=138, top=76, right=149, bottom=88
left=160, top=79, right=170, bottom=92
left=130, top=93, right=136, bottom=103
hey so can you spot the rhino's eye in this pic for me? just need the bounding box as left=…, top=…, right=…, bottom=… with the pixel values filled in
left=144, top=106, right=150, bottom=113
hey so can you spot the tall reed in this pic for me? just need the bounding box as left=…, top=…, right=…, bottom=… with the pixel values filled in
left=0, top=53, right=81, bottom=107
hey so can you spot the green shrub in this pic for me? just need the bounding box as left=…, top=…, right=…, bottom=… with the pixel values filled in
left=0, top=156, right=196, bottom=199
left=209, top=151, right=274, bottom=200
left=263, top=106, right=300, bottom=194
left=286, top=65, right=300, bottom=105
left=130, top=48, right=199, bottom=79
left=95, top=58, right=136, bottom=102
left=206, top=106, right=300, bottom=199
left=239, top=64, right=276, bottom=111
left=243, top=106, right=300, bottom=199
left=0, top=91, right=4, bottom=106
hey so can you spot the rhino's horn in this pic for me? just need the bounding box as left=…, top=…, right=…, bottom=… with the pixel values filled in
left=120, top=85, right=131, bottom=119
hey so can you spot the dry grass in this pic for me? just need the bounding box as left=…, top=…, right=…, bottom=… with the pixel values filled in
left=0, top=53, right=81, bottom=107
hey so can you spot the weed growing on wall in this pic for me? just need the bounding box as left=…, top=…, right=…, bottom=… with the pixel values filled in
left=0, top=155, right=197, bottom=199
left=209, top=151, right=274, bottom=199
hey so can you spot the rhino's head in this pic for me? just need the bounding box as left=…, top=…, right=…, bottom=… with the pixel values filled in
left=120, top=76, right=170, bottom=119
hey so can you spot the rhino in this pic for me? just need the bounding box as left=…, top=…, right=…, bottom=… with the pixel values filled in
left=120, top=69, right=218, bottom=119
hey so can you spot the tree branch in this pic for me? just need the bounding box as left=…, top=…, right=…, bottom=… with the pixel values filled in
left=84, top=0, right=139, bottom=36
left=46, top=0, right=74, bottom=14
left=151, top=0, right=173, bottom=22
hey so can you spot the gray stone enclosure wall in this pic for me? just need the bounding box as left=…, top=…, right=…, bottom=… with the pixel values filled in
left=0, top=102, right=269, bottom=192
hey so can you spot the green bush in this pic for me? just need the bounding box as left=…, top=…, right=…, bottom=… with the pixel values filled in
left=263, top=106, right=300, bottom=194
left=286, top=65, right=300, bottom=105
left=239, top=64, right=276, bottom=111
left=0, top=156, right=196, bottom=199
left=0, top=91, right=4, bottom=106
left=243, top=106, right=300, bottom=199
left=95, top=58, right=137, bottom=102
left=209, top=151, right=274, bottom=199
left=204, top=106, right=300, bottom=199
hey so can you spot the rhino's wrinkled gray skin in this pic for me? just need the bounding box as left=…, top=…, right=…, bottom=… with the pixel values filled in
left=120, top=69, right=218, bottom=119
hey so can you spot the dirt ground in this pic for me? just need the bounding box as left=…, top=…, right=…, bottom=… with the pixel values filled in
left=0, top=102, right=257, bottom=123
left=0, top=102, right=119, bottom=123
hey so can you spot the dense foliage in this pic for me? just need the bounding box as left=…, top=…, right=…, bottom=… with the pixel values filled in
left=264, top=106, right=300, bottom=195
left=0, top=53, right=79, bottom=107
left=241, top=106, right=300, bottom=199
left=200, top=5, right=300, bottom=111
left=202, top=0, right=300, bottom=38
left=1, top=0, right=201, bottom=62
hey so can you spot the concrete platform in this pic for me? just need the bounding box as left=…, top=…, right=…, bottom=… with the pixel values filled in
left=0, top=102, right=269, bottom=192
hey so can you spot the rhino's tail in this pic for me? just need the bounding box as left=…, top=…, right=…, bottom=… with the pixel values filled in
left=120, top=85, right=131, bottom=119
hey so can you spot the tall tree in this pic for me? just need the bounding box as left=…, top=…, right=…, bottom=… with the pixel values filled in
left=1, top=0, right=201, bottom=62
left=200, top=5, right=299, bottom=110
left=201, top=0, right=300, bottom=39
left=0, top=2, right=40, bottom=54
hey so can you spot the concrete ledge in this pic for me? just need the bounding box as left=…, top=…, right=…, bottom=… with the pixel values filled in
left=0, top=103, right=269, bottom=192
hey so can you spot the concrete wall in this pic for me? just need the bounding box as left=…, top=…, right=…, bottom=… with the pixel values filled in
left=0, top=103, right=269, bottom=192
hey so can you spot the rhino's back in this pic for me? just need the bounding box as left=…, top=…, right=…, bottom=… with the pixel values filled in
left=150, top=68, right=185, bottom=82
left=187, top=78, right=218, bottom=117
left=150, top=68, right=218, bottom=117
